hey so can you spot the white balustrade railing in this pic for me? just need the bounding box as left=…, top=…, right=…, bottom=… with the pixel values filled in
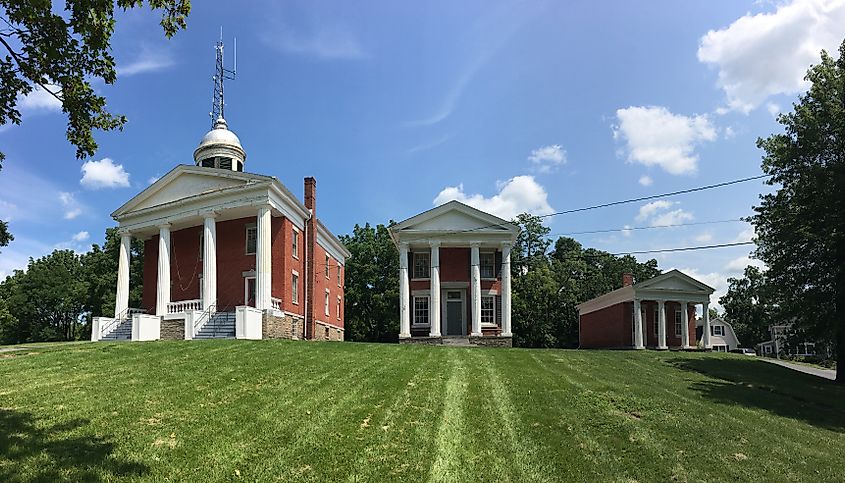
left=167, top=299, right=202, bottom=314
left=271, top=297, right=282, bottom=312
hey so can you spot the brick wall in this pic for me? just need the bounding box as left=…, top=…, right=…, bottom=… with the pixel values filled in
left=579, top=302, right=632, bottom=348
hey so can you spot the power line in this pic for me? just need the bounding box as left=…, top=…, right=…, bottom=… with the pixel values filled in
left=549, top=218, right=745, bottom=237
left=452, top=173, right=769, bottom=234
left=610, top=241, right=754, bottom=256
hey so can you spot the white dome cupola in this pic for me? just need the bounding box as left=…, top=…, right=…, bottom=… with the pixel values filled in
left=193, top=116, right=246, bottom=172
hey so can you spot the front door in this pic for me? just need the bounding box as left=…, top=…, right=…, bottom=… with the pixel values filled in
left=245, top=277, right=257, bottom=307
left=445, top=290, right=464, bottom=336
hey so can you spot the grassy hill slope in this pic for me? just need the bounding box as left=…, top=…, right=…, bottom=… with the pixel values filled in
left=1, top=341, right=843, bottom=482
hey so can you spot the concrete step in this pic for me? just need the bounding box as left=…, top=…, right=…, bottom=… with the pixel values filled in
left=441, top=337, right=476, bottom=347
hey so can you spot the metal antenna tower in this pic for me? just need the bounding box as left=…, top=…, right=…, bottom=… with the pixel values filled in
left=210, top=27, right=237, bottom=127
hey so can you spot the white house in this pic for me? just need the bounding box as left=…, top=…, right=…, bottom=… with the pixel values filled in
left=696, top=317, right=740, bottom=352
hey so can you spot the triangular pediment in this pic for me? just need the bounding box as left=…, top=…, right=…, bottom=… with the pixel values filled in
left=635, top=269, right=715, bottom=294
left=393, top=200, right=518, bottom=234
left=113, top=165, right=272, bottom=217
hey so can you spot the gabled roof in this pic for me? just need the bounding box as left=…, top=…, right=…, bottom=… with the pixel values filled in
left=111, top=165, right=309, bottom=221
left=390, top=200, right=518, bottom=244
left=576, top=269, right=715, bottom=315
left=633, top=269, right=715, bottom=293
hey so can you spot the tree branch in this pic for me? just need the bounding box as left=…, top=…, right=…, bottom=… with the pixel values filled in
left=0, top=35, right=64, bottom=104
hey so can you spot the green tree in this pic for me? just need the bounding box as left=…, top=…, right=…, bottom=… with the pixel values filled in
left=511, top=213, right=551, bottom=273
left=0, top=250, right=86, bottom=342
left=0, top=219, right=11, bottom=252
left=751, top=41, right=845, bottom=382
left=340, top=223, right=399, bottom=343
left=80, top=227, right=144, bottom=336
left=720, top=266, right=774, bottom=348
left=0, top=0, right=191, bottom=249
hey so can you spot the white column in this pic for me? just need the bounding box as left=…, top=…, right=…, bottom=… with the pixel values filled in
left=156, top=224, right=171, bottom=316
left=657, top=300, right=667, bottom=349
left=470, top=242, right=482, bottom=336
left=114, top=231, right=131, bottom=318
left=501, top=242, right=512, bottom=337
left=702, top=301, right=712, bottom=349
left=202, top=212, right=218, bottom=310
left=399, top=242, right=411, bottom=338
left=429, top=241, right=441, bottom=337
left=681, top=301, right=691, bottom=349
left=256, top=205, right=272, bottom=312
left=633, top=298, right=644, bottom=349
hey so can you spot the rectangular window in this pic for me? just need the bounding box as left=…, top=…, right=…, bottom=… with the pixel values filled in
left=292, top=230, right=299, bottom=258
left=413, top=296, right=430, bottom=326
left=246, top=226, right=257, bottom=255
left=291, top=272, right=299, bottom=304
left=336, top=296, right=341, bottom=319
left=674, top=309, right=682, bottom=336
left=325, top=254, right=330, bottom=278
left=337, top=262, right=342, bottom=287
left=413, top=252, right=430, bottom=279
left=480, top=252, right=496, bottom=278
left=324, top=290, right=330, bottom=316
left=481, top=295, right=495, bottom=325
left=712, top=325, right=725, bottom=336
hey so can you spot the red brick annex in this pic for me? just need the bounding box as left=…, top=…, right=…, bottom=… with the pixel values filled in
left=577, top=270, right=716, bottom=350
left=91, top=116, right=349, bottom=342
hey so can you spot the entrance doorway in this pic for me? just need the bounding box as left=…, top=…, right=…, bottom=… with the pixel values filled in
left=444, top=290, right=465, bottom=336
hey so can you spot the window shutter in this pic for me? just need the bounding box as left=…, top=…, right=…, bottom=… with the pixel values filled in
left=496, top=295, right=502, bottom=326
left=495, top=250, right=503, bottom=278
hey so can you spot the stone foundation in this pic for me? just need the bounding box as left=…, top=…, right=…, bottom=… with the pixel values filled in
left=312, top=321, right=344, bottom=341
left=400, top=336, right=443, bottom=345
left=262, top=313, right=305, bottom=340
left=469, top=336, right=512, bottom=348
left=160, top=319, right=184, bottom=340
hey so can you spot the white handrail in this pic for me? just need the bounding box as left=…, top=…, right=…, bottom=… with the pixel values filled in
left=167, top=299, right=202, bottom=314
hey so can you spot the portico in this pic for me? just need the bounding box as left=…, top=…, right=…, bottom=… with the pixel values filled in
left=390, top=201, right=518, bottom=346
left=578, top=270, right=716, bottom=350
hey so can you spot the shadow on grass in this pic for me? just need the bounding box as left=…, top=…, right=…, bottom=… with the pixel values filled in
left=669, top=357, right=845, bottom=432
left=0, top=408, right=148, bottom=482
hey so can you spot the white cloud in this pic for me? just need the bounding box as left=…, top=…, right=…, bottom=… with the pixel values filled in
left=674, top=267, right=731, bottom=312
left=433, top=175, right=554, bottom=220
left=263, top=23, right=368, bottom=60
left=725, top=255, right=767, bottom=272
left=735, top=225, right=756, bottom=243
left=71, top=231, right=89, bottom=242
left=18, top=84, right=62, bottom=113
left=80, top=158, right=130, bottom=189
left=622, top=225, right=633, bottom=237
left=117, top=47, right=175, bottom=77
left=147, top=176, right=160, bottom=185
left=638, top=175, right=653, bottom=186
left=613, top=106, right=716, bottom=175
left=636, top=200, right=675, bottom=221
left=695, top=231, right=714, bottom=243
left=59, top=192, right=82, bottom=220
left=636, top=200, right=694, bottom=227
left=528, top=144, right=567, bottom=173
left=766, top=102, right=781, bottom=117
left=698, top=0, right=845, bottom=113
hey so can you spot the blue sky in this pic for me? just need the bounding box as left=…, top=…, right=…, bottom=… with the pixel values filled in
left=2, top=0, right=844, bottom=308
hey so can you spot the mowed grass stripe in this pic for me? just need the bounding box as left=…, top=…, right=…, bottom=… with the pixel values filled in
left=428, top=350, right=472, bottom=482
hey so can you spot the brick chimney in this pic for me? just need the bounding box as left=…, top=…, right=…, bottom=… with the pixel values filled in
left=622, top=272, right=634, bottom=287
left=304, top=177, right=317, bottom=339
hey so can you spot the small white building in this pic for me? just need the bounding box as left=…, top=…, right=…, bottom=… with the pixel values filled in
left=696, top=317, right=740, bottom=352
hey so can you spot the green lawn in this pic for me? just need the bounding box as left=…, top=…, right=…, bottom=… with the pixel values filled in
left=1, top=341, right=843, bottom=482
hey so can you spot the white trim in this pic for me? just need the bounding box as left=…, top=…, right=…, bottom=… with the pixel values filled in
left=244, top=276, right=256, bottom=307
left=412, top=295, right=431, bottom=328
left=291, top=228, right=300, bottom=260
left=245, top=224, right=257, bottom=255
left=480, top=294, right=496, bottom=327
left=324, top=289, right=330, bottom=316
left=291, top=271, right=299, bottom=305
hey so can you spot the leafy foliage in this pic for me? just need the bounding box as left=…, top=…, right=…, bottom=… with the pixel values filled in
left=751, top=40, right=845, bottom=381
left=720, top=266, right=774, bottom=348
left=340, top=223, right=399, bottom=343
left=0, top=228, right=143, bottom=344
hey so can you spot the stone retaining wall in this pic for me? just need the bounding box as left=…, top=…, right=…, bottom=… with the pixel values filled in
left=469, top=336, right=512, bottom=348
left=160, top=319, right=184, bottom=340
left=312, top=321, right=344, bottom=341
left=262, top=313, right=305, bottom=340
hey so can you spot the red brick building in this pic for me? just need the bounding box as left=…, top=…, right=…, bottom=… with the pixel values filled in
left=92, top=117, right=349, bottom=342
left=390, top=201, right=518, bottom=347
left=577, top=270, right=715, bottom=350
